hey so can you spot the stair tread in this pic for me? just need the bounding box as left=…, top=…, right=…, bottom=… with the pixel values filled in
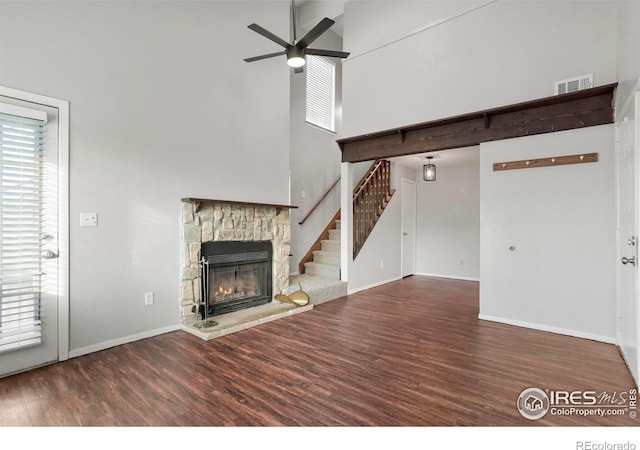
left=287, top=274, right=347, bottom=304
left=290, top=274, right=345, bottom=287
left=304, top=261, right=340, bottom=269
left=313, top=250, right=340, bottom=256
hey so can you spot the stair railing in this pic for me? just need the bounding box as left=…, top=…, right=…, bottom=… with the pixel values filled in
left=298, top=176, right=340, bottom=225
left=353, top=160, right=393, bottom=259
left=297, top=159, right=393, bottom=272
left=298, top=209, right=341, bottom=274
left=296, top=176, right=341, bottom=274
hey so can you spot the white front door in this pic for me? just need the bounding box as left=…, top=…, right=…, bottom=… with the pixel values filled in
left=0, top=89, right=68, bottom=377
left=401, top=178, right=416, bottom=277
left=616, top=89, right=640, bottom=385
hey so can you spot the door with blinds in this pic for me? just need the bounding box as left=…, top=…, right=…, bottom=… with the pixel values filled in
left=0, top=98, right=60, bottom=377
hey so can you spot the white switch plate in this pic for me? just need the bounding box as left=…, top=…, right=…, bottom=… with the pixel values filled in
left=80, top=213, right=98, bottom=227
left=144, top=292, right=154, bottom=306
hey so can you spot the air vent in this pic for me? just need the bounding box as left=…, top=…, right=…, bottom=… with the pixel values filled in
left=554, top=74, right=593, bottom=95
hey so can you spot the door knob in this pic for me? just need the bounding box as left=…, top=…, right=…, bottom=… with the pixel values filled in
left=42, top=250, right=59, bottom=259
left=621, top=256, right=636, bottom=266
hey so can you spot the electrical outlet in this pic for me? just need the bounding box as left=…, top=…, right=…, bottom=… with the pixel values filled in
left=80, top=212, right=98, bottom=227
left=380, top=260, right=384, bottom=269
left=144, top=292, right=154, bottom=306
left=460, top=259, right=464, bottom=265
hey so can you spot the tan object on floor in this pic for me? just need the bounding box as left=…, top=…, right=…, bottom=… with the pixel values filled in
left=275, top=283, right=310, bottom=306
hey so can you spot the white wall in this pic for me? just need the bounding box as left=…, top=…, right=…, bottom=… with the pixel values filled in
left=289, top=27, right=343, bottom=274
left=347, top=162, right=414, bottom=292
left=614, top=0, right=640, bottom=383
left=616, top=1, right=640, bottom=112
left=340, top=0, right=618, bottom=295
left=479, top=125, right=616, bottom=342
left=341, top=1, right=618, bottom=137
left=343, top=1, right=485, bottom=58
left=415, top=148, right=480, bottom=281
left=0, top=1, right=290, bottom=354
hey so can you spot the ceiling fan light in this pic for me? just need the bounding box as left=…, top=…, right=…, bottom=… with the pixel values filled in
left=287, top=56, right=305, bottom=68
left=286, top=46, right=305, bottom=68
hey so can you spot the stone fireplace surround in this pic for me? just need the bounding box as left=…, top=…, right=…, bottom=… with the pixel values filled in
left=180, top=198, right=295, bottom=328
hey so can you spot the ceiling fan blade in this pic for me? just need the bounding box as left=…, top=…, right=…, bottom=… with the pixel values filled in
left=305, top=49, right=350, bottom=59
left=244, top=51, right=287, bottom=63
left=294, top=66, right=304, bottom=74
left=297, top=17, right=334, bottom=48
left=247, top=23, right=291, bottom=48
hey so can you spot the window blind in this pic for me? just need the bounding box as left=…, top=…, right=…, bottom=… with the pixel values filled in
left=306, top=55, right=336, bottom=132
left=0, top=110, right=45, bottom=353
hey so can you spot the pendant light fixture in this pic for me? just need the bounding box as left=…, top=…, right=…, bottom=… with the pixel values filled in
left=423, top=156, right=436, bottom=181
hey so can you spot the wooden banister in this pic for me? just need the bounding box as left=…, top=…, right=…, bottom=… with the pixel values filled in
left=298, top=209, right=341, bottom=274
left=353, top=159, right=395, bottom=259
left=353, top=160, right=383, bottom=198
left=298, top=176, right=340, bottom=225
left=297, top=159, right=393, bottom=273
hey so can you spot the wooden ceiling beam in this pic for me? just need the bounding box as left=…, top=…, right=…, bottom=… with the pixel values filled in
left=337, top=83, right=617, bottom=163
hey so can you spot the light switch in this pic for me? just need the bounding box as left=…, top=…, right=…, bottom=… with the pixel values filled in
left=80, top=212, right=98, bottom=227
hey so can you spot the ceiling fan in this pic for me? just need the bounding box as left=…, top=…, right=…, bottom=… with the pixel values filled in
left=243, top=0, right=350, bottom=73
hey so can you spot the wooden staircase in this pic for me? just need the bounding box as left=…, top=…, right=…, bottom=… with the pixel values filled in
left=302, top=214, right=342, bottom=279
left=290, top=160, right=394, bottom=304
left=289, top=214, right=347, bottom=305
left=353, top=159, right=395, bottom=258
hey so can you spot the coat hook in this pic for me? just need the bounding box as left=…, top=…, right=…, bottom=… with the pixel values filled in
left=493, top=152, right=597, bottom=172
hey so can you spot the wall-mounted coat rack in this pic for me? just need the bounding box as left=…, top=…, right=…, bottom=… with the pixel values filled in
left=493, top=153, right=598, bottom=172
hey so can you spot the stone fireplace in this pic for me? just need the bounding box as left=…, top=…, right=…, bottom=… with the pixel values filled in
left=180, top=199, right=293, bottom=326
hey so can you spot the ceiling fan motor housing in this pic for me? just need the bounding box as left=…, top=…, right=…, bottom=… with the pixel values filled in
left=286, top=46, right=306, bottom=67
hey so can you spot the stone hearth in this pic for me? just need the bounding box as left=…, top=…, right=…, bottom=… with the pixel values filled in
left=180, top=199, right=300, bottom=337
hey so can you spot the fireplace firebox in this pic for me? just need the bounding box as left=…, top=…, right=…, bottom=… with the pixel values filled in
left=199, top=241, right=272, bottom=319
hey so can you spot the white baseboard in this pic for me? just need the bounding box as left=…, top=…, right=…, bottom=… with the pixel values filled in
left=68, top=324, right=182, bottom=358
left=415, top=272, right=480, bottom=282
left=348, top=276, right=402, bottom=295
left=478, top=314, right=615, bottom=344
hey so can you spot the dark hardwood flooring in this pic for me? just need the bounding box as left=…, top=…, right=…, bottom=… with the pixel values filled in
left=0, top=276, right=637, bottom=426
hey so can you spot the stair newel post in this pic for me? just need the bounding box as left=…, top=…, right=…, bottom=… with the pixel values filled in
left=376, top=162, right=382, bottom=217
left=379, top=164, right=382, bottom=209
left=385, top=160, right=390, bottom=197
left=372, top=164, right=377, bottom=221
left=368, top=174, right=373, bottom=231
left=354, top=192, right=359, bottom=254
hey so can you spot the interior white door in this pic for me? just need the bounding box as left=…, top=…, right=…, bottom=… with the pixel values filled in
left=401, top=178, right=416, bottom=278
left=0, top=97, right=60, bottom=377
left=616, top=90, right=639, bottom=385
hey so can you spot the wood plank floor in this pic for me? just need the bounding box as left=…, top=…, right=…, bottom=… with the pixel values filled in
left=0, top=276, right=637, bottom=426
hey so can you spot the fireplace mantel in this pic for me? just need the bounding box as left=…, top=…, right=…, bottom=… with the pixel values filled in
left=182, top=198, right=298, bottom=215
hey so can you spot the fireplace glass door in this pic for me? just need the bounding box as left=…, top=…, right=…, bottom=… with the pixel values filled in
left=200, top=240, right=273, bottom=317
left=210, top=262, right=266, bottom=307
